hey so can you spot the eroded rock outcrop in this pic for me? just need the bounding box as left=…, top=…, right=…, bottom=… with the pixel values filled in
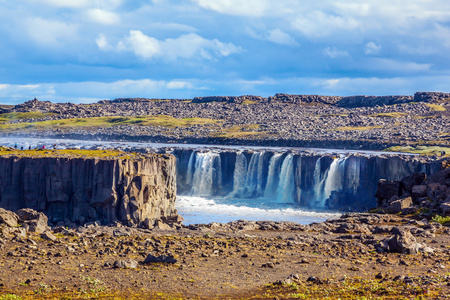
left=0, top=152, right=177, bottom=227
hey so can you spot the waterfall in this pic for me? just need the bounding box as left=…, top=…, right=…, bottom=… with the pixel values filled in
left=263, top=153, right=284, bottom=199
left=275, top=154, right=295, bottom=203
left=191, top=152, right=221, bottom=196
left=185, top=151, right=195, bottom=186
left=321, top=157, right=347, bottom=207
left=232, top=152, right=248, bottom=197
left=174, top=148, right=432, bottom=211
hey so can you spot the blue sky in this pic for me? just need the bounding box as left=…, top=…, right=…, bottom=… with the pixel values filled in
left=0, top=0, right=449, bottom=104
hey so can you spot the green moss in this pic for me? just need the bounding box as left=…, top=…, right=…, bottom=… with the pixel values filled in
left=0, top=148, right=151, bottom=160
left=367, top=112, right=408, bottom=118
left=432, top=215, right=450, bottom=225
left=0, top=112, right=55, bottom=123
left=0, top=115, right=219, bottom=132
left=426, top=104, right=446, bottom=111
left=333, top=126, right=382, bottom=131
left=384, top=145, right=450, bottom=156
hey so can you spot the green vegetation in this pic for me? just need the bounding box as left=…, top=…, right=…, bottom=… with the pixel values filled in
left=0, top=295, right=22, bottom=300
left=432, top=215, right=450, bottom=226
left=0, top=111, right=55, bottom=123
left=261, top=277, right=440, bottom=299
left=320, top=113, right=349, bottom=117
left=0, top=115, right=219, bottom=132
left=241, top=99, right=257, bottom=105
left=426, top=104, right=446, bottom=111
left=384, top=145, right=450, bottom=156
left=0, top=148, right=149, bottom=160
left=367, top=112, right=408, bottom=118
left=333, top=126, right=382, bottom=131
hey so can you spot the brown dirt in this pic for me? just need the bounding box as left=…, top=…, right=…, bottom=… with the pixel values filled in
left=1, top=218, right=450, bottom=299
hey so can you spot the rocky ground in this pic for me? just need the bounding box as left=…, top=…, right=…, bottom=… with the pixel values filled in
left=0, top=92, right=449, bottom=150
left=0, top=161, right=450, bottom=299
left=2, top=211, right=450, bottom=299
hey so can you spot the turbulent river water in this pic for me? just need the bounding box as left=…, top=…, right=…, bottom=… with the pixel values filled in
left=1, top=137, right=432, bottom=225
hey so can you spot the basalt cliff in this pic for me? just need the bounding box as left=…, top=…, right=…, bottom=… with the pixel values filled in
left=0, top=150, right=178, bottom=228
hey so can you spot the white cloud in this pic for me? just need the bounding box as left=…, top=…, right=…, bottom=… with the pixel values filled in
left=166, top=81, right=193, bottom=89
left=124, top=30, right=161, bottom=59
left=323, top=47, right=350, bottom=58
left=369, top=58, right=432, bottom=72
left=87, top=9, right=120, bottom=25
left=291, top=10, right=359, bottom=38
left=26, top=18, right=78, bottom=46
left=192, top=0, right=271, bottom=17
left=102, top=30, right=241, bottom=61
left=95, top=33, right=113, bottom=50
left=365, top=42, right=381, bottom=55
left=266, top=29, right=297, bottom=46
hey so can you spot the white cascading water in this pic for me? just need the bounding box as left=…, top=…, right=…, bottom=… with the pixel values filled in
left=313, top=157, right=325, bottom=205
left=185, top=151, right=195, bottom=186
left=232, top=152, right=248, bottom=197
left=191, top=152, right=221, bottom=196
left=275, top=153, right=295, bottom=203
left=244, top=152, right=266, bottom=197
left=321, top=157, right=347, bottom=207
left=263, top=153, right=284, bottom=199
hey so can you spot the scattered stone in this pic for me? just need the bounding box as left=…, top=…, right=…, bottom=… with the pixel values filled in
left=113, top=259, right=138, bottom=269
left=143, top=254, right=177, bottom=264
left=40, top=231, right=57, bottom=242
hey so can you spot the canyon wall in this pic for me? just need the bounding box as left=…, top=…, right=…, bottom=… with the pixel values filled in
left=0, top=154, right=177, bottom=227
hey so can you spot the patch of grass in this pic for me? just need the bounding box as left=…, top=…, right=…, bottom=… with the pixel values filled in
left=432, top=215, right=450, bottom=226
left=367, top=112, right=408, bottom=118
left=261, top=277, right=439, bottom=299
left=320, top=113, right=349, bottom=117
left=0, top=295, right=22, bottom=300
left=427, top=104, right=446, bottom=111
left=0, top=115, right=219, bottom=132
left=0, top=112, right=55, bottom=123
left=333, top=126, right=382, bottom=131
left=241, top=99, right=257, bottom=105
left=384, top=145, right=450, bottom=156
left=0, top=148, right=154, bottom=160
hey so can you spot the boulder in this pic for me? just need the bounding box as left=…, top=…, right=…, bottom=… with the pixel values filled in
left=389, top=197, right=413, bottom=213
left=375, top=180, right=401, bottom=201
left=411, top=185, right=427, bottom=203
left=40, top=231, right=57, bottom=241
left=0, top=208, right=19, bottom=227
left=16, top=209, right=49, bottom=234
left=113, top=259, right=138, bottom=269
left=385, top=227, right=420, bottom=254
left=401, top=173, right=426, bottom=194
left=143, top=254, right=177, bottom=264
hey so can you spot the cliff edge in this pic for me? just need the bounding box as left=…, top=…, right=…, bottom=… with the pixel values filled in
left=0, top=148, right=178, bottom=228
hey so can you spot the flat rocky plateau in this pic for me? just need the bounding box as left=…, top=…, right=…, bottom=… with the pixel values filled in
left=0, top=92, right=449, bottom=150
left=2, top=214, right=450, bottom=299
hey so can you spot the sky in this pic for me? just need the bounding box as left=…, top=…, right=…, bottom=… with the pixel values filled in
left=0, top=0, right=450, bottom=104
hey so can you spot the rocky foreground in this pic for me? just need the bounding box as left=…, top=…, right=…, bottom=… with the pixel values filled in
left=0, top=91, right=449, bottom=150
left=1, top=209, right=450, bottom=299
left=0, top=160, right=449, bottom=299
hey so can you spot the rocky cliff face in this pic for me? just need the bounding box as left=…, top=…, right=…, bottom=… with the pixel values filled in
left=0, top=153, right=177, bottom=227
